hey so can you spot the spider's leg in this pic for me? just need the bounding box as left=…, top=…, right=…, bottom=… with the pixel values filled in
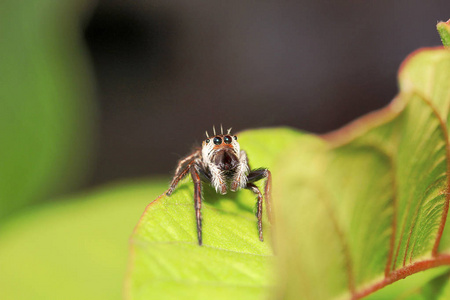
left=245, top=182, right=264, bottom=241
left=174, top=150, right=200, bottom=175
left=191, top=166, right=203, bottom=245
left=264, top=170, right=272, bottom=223
left=209, top=164, right=227, bottom=194
left=166, top=150, right=200, bottom=196
left=166, top=165, right=191, bottom=196
left=247, top=169, right=272, bottom=224
left=197, top=166, right=212, bottom=183
left=231, top=150, right=250, bottom=191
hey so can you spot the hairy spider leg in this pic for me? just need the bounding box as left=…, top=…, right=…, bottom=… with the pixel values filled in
left=264, top=170, right=272, bottom=223
left=166, top=164, right=191, bottom=196
left=191, top=167, right=203, bottom=245
left=166, top=150, right=200, bottom=196
left=231, top=150, right=250, bottom=192
left=166, top=147, right=272, bottom=245
left=208, top=163, right=227, bottom=194
left=247, top=169, right=272, bottom=224
left=245, top=183, right=264, bottom=241
left=174, top=151, right=200, bottom=176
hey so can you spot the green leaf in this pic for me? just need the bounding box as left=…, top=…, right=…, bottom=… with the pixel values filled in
left=437, top=273, right=450, bottom=300
left=123, top=49, right=449, bottom=300
left=274, top=48, right=450, bottom=299
left=125, top=128, right=305, bottom=300
left=0, top=179, right=166, bottom=300
left=366, top=267, right=450, bottom=299
left=437, top=20, right=450, bottom=47
left=0, top=0, right=95, bottom=218
left=126, top=50, right=450, bottom=299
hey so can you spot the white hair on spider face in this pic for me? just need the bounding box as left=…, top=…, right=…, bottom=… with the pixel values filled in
left=201, top=129, right=240, bottom=166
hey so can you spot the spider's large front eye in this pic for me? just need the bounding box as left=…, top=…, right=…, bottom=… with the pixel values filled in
left=213, top=137, right=222, bottom=145
left=224, top=135, right=232, bottom=144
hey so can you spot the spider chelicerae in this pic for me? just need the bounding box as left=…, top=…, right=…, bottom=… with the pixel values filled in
left=165, top=126, right=272, bottom=246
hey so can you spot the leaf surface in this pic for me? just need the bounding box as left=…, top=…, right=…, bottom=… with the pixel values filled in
left=437, top=20, right=450, bottom=48
left=126, top=128, right=306, bottom=300
left=0, top=180, right=165, bottom=300
left=274, top=47, right=450, bottom=299
left=127, top=48, right=450, bottom=300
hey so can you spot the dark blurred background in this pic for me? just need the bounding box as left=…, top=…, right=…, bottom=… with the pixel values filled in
left=83, top=0, right=450, bottom=186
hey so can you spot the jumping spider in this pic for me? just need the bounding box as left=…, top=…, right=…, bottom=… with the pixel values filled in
left=166, top=126, right=272, bottom=246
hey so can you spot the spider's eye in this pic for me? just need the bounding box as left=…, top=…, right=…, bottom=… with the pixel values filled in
left=213, top=137, right=222, bottom=145
left=234, top=136, right=237, bottom=140
left=224, top=135, right=232, bottom=144
left=206, top=139, right=210, bottom=144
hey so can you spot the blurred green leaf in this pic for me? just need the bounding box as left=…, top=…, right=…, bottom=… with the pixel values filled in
left=125, top=128, right=305, bottom=300
left=274, top=48, right=450, bottom=299
left=0, top=179, right=166, bottom=300
left=437, top=273, right=450, bottom=300
left=0, top=0, right=95, bottom=218
left=365, top=267, right=450, bottom=300
left=437, top=20, right=450, bottom=47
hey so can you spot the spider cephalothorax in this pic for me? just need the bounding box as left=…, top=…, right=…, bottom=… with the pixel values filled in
left=166, top=126, right=272, bottom=245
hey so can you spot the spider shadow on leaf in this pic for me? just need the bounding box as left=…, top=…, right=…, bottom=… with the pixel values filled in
left=201, top=183, right=257, bottom=217
left=167, top=179, right=271, bottom=245
left=167, top=180, right=263, bottom=231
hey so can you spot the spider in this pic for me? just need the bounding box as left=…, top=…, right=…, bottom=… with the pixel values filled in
left=165, top=126, right=272, bottom=246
